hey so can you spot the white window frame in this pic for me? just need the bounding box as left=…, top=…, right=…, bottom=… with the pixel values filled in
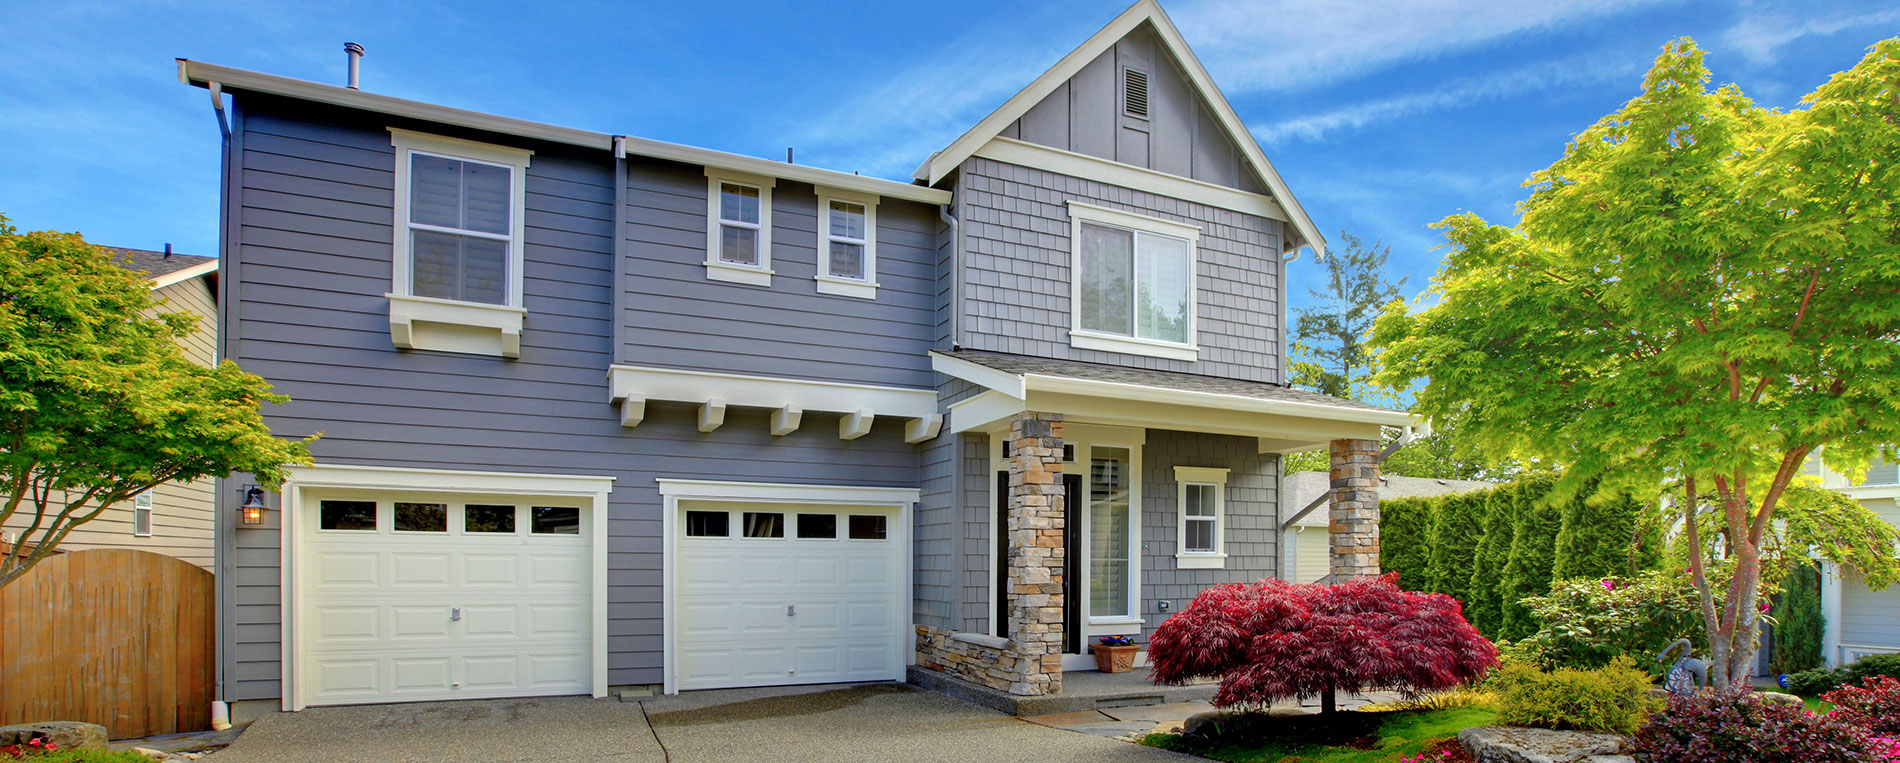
left=132, top=491, right=154, bottom=537
left=1066, top=201, right=1202, bottom=362
left=386, top=129, right=532, bottom=358
left=814, top=188, right=880, bottom=299
left=1173, top=466, right=1229, bottom=569
left=704, top=170, right=776, bottom=286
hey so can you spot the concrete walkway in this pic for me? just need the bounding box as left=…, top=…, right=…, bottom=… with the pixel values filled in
left=207, top=684, right=1192, bottom=762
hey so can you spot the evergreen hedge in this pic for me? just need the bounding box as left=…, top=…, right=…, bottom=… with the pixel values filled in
left=1464, top=482, right=1521, bottom=635
left=1499, top=477, right=1564, bottom=640
left=1425, top=490, right=1493, bottom=606
left=1379, top=495, right=1437, bottom=590
left=1771, top=561, right=1826, bottom=675
left=1553, top=487, right=1647, bottom=580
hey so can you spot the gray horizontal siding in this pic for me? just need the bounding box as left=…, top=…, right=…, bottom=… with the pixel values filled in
left=221, top=94, right=926, bottom=701
left=955, top=156, right=1284, bottom=383
left=619, top=157, right=944, bottom=389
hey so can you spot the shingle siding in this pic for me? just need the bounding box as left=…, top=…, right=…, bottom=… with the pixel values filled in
left=955, top=156, right=1284, bottom=383
left=1138, top=429, right=1280, bottom=636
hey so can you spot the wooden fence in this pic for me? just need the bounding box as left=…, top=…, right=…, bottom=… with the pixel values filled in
left=1, top=549, right=214, bottom=739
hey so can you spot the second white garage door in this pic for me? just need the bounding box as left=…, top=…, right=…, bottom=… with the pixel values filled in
left=673, top=502, right=903, bottom=690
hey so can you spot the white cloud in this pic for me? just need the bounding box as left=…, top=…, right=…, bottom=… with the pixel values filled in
left=1721, top=6, right=1900, bottom=66
left=1250, top=51, right=1645, bottom=145
left=1172, top=0, right=1672, bottom=92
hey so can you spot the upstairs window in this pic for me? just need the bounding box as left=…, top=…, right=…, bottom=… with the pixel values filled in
left=815, top=190, right=881, bottom=299
left=1068, top=202, right=1201, bottom=361
left=704, top=170, right=776, bottom=286
left=391, top=130, right=530, bottom=307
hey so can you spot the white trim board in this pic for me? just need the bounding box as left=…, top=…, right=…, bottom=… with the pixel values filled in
left=148, top=259, right=219, bottom=290
left=910, top=0, right=1325, bottom=256
left=607, top=364, right=941, bottom=443
left=174, top=60, right=949, bottom=207
left=978, top=138, right=1286, bottom=222
left=277, top=463, right=614, bottom=711
left=656, top=478, right=917, bottom=695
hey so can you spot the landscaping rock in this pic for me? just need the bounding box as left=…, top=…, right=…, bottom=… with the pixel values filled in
left=1754, top=690, right=1803, bottom=707
left=0, top=721, right=109, bottom=750
left=1459, top=726, right=1630, bottom=763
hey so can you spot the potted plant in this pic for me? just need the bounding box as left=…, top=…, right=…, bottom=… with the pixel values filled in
left=1094, top=635, right=1141, bottom=673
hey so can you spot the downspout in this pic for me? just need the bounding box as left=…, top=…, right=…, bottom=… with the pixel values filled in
left=208, top=82, right=230, bottom=139
left=1279, top=419, right=1431, bottom=532
left=941, top=188, right=961, bottom=350
left=206, top=80, right=235, bottom=728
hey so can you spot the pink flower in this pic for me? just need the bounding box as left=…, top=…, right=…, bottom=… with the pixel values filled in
left=1602, top=579, right=1616, bottom=591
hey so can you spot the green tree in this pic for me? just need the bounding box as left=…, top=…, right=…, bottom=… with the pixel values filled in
left=1378, top=495, right=1436, bottom=590
left=1424, top=490, right=1490, bottom=605
left=1289, top=231, right=1406, bottom=401
left=1553, top=490, right=1655, bottom=581
left=1464, top=482, right=1522, bottom=636
left=1498, top=478, right=1562, bottom=641
left=1369, top=38, right=1900, bottom=686
left=1770, top=561, right=1825, bottom=675
left=0, top=219, right=313, bottom=587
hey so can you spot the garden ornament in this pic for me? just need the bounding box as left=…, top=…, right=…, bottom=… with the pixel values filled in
left=1657, top=639, right=1708, bottom=696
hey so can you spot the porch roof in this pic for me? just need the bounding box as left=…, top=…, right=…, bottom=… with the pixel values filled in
left=931, top=350, right=1415, bottom=452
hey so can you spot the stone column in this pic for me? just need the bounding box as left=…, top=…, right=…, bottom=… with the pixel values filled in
left=1006, top=411, right=1066, bottom=695
left=1328, top=438, right=1381, bottom=580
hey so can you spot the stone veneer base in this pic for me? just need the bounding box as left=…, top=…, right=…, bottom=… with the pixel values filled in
left=905, top=665, right=1217, bottom=716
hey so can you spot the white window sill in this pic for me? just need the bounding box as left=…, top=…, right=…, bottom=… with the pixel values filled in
left=706, top=260, right=773, bottom=286
left=1070, top=329, right=1199, bottom=362
left=814, top=274, right=878, bottom=299
left=387, top=293, right=526, bottom=358
left=1176, top=552, right=1228, bottom=569
left=1087, top=616, right=1145, bottom=627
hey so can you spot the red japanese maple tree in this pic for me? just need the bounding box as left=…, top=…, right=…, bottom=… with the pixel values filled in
left=1149, top=574, right=1497, bottom=713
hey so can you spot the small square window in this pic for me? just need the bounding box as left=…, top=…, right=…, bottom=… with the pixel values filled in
left=464, top=504, right=516, bottom=533
left=797, top=513, right=837, bottom=539
left=319, top=500, right=378, bottom=531
left=531, top=506, right=580, bottom=535
left=848, top=514, right=887, bottom=540
left=395, top=502, right=447, bottom=532
left=685, top=510, right=729, bottom=537
left=743, top=512, right=785, bottom=538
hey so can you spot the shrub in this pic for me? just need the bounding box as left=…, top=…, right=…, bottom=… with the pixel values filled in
left=1498, top=479, right=1563, bottom=640
left=1463, top=484, right=1520, bottom=636
left=1493, top=655, right=1657, bottom=735
left=1784, top=653, right=1900, bottom=695
left=1823, top=676, right=1900, bottom=736
left=1771, top=562, right=1826, bottom=675
left=1425, top=491, right=1492, bottom=605
left=1148, top=573, right=1497, bottom=713
left=1552, top=487, right=1652, bottom=581
left=1513, top=571, right=1704, bottom=672
left=1381, top=495, right=1437, bottom=590
left=1634, top=688, right=1876, bottom=762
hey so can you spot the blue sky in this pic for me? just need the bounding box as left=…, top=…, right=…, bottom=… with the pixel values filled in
left=2, top=0, right=1895, bottom=313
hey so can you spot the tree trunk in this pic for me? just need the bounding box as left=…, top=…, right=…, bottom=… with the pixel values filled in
left=1321, top=685, right=1336, bottom=715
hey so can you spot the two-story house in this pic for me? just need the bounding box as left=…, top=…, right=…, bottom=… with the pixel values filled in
left=178, top=0, right=1410, bottom=713
left=1802, top=455, right=1900, bottom=668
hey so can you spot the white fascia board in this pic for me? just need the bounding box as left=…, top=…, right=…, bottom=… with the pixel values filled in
left=283, top=463, right=615, bottom=494
left=929, top=352, right=1027, bottom=399
left=947, top=390, right=1029, bottom=434
left=981, top=138, right=1286, bottom=222
left=617, top=136, right=949, bottom=206
left=914, top=0, right=1326, bottom=258
left=606, top=364, right=937, bottom=419
left=656, top=478, right=920, bottom=506
left=1023, top=374, right=1414, bottom=428
left=148, top=259, right=219, bottom=290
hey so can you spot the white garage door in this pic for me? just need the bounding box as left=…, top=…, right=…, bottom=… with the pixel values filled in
left=674, top=503, right=903, bottom=690
left=299, top=494, right=593, bottom=706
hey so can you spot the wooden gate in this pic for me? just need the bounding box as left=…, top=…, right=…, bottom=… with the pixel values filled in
left=0, top=549, right=214, bottom=739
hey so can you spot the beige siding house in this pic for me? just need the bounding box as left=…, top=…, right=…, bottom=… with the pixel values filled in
left=0, top=246, right=219, bottom=569
left=1806, top=454, right=1900, bottom=667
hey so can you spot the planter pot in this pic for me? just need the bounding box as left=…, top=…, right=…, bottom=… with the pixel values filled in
left=1093, top=643, right=1140, bottom=673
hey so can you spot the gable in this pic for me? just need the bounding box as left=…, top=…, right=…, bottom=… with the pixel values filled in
left=1000, top=24, right=1266, bottom=196
left=917, top=0, right=1326, bottom=257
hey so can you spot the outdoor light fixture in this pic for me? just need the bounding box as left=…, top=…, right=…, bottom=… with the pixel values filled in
left=239, top=485, right=269, bottom=526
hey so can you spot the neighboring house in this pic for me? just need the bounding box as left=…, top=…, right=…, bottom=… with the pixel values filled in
left=1805, top=454, right=1900, bottom=667
left=0, top=246, right=220, bottom=570
left=176, top=0, right=1414, bottom=712
left=1279, top=471, right=1497, bottom=584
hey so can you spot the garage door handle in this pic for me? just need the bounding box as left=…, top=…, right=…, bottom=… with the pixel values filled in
left=787, top=604, right=795, bottom=617
left=451, top=607, right=462, bottom=622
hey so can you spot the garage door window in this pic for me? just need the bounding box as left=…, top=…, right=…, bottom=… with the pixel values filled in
left=848, top=515, right=886, bottom=540
left=685, top=510, right=729, bottom=537
left=394, top=502, right=447, bottom=532
left=796, top=513, right=837, bottom=539
left=531, top=506, right=580, bottom=534
left=743, top=512, right=785, bottom=538
left=464, top=504, right=516, bottom=533
left=319, top=500, right=377, bottom=531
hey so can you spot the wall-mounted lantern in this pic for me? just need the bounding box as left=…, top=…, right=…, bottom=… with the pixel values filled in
left=239, top=485, right=269, bottom=526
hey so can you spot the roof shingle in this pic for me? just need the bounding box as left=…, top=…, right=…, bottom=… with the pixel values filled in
left=102, top=245, right=215, bottom=280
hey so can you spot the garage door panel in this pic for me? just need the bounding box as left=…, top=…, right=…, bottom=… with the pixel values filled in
left=391, top=553, right=452, bottom=586
left=463, top=554, right=520, bottom=585
left=313, top=551, right=380, bottom=586
left=391, top=605, right=455, bottom=640
left=310, top=606, right=380, bottom=643
left=391, top=657, right=452, bottom=693
left=528, top=603, right=589, bottom=638
left=529, top=554, right=586, bottom=586
left=462, top=604, right=521, bottom=637
left=463, top=656, right=521, bottom=691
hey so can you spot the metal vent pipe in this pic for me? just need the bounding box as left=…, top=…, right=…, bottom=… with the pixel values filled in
left=344, top=42, right=365, bottom=89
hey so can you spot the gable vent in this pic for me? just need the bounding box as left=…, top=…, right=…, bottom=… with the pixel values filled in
left=1123, top=67, right=1150, bottom=119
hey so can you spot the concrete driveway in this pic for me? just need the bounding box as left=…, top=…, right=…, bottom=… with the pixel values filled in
left=208, top=683, right=1193, bottom=762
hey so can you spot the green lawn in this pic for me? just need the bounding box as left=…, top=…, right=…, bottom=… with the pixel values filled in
left=1140, top=706, right=1499, bottom=763
left=1800, top=694, right=1835, bottom=713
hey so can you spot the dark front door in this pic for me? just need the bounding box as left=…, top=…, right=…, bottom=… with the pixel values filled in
left=994, top=470, right=1082, bottom=654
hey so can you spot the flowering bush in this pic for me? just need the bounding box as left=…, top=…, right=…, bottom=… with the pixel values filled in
left=1823, top=675, right=1900, bottom=736
left=1633, top=688, right=1876, bottom=762
left=1148, top=574, right=1497, bottom=712
left=1098, top=635, right=1134, bottom=647
left=1510, top=571, right=1703, bottom=672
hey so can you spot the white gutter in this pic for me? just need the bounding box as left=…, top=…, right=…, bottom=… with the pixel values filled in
left=149, top=259, right=219, bottom=290
left=178, top=59, right=949, bottom=206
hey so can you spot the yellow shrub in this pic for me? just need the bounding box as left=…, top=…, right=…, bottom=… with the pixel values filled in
left=1495, top=655, right=1658, bottom=736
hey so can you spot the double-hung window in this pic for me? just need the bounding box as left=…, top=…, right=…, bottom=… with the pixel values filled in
left=387, top=129, right=531, bottom=358
left=1068, top=202, right=1201, bottom=361
left=815, top=189, right=880, bottom=299
left=705, top=170, right=775, bottom=286
left=132, top=491, right=154, bottom=537
left=1174, top=467, right=1229, bottom=568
